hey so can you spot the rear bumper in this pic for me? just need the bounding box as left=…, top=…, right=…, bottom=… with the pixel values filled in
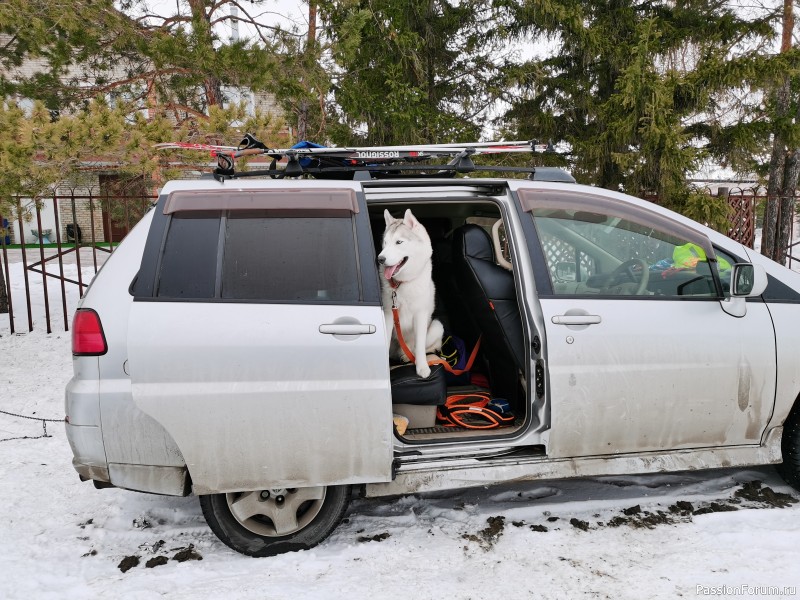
left=108, top=463, right=191, bottom=496
left=65, top=375, right=109, bottom=479
left=72, top=458, right=110, bottom=483
left=66, top=375, right=189, bottom=495
left=66, top=412, right=189, bottom=495
left=65, top=421, right=108, bottom=480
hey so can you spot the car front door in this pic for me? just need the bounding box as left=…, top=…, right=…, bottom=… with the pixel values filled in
left=127, top=182, right=393, bottom=494
left=514, top=187, right=776, bottom=458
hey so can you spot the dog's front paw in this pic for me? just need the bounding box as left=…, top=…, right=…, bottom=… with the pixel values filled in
left=416, top=362, right=431, bottom=379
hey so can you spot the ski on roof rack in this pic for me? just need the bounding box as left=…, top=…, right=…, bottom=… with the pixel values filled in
left=155, top=136, right=553, bottom=158
left=155, top=134, right=560, bottom=181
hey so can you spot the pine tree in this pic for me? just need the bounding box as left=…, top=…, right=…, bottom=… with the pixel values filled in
left=501, top=0, right=776, bottom=228
left=318, top=0, right=505, bottom=145
left=268, top=1, right=334, bottom=143
left=0, top=0, right=286, bottom=127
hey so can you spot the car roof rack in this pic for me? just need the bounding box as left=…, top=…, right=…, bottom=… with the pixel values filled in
left=155, top=134, right=575, bottom=183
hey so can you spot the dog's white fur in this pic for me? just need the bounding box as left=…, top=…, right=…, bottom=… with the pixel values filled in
left=378, top=209, right=444, bottom=378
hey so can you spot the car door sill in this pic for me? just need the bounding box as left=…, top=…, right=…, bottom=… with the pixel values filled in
left=368, top=431, right=783, bottom=498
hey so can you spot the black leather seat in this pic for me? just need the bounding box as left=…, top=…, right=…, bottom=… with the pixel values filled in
left=390, top=363, right=446, bottom=405
left=390, top=363, right=447, bottom=430
left=452, top=224, right=525, bottom=406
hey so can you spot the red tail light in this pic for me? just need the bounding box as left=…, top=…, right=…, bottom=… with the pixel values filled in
left=72, top=308, right=108, bottom=356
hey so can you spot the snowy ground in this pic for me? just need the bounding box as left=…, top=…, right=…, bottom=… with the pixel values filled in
left=1, top=260, right=800, bottom=599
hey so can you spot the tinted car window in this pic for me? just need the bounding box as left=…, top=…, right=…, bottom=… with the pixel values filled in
left=763, top=275, right=800, bottom=302
left=157, top=212, right=220, bottom=298
left=221, top=211, right=360, bottom=302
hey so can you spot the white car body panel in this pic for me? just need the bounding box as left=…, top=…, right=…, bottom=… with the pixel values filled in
left=762, top=302, right=800, bottom=431
left=541, top=297, right=776, bottom=457
left=128, top=302, right=394, bottom=494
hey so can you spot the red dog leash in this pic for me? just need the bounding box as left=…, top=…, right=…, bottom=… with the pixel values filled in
left=391, top=290, right=481, bottom=375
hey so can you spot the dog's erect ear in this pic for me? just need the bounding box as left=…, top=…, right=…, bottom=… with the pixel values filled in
left=384, top=209, right=395, bottom=227
left=403, top=209, right=420, bottom=230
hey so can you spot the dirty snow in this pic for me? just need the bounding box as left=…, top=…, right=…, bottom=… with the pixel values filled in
left=1, top=260, right=800, bottom=599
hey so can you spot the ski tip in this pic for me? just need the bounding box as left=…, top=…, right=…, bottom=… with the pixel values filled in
left=154, top=142, right=240, bottom=151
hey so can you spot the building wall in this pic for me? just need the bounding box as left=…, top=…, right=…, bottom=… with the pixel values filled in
left=55, top=179, right=106, bottom=244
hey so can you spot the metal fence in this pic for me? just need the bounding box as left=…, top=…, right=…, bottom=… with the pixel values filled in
left=725, top=189, right=758, bottom=248
left=723, top=188, right=800, bottom=271
left=1, top=192, right=156, bottom=334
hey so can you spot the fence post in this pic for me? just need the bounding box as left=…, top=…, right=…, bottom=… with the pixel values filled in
left=89, top=191, right=98, bottom=271
left=70, top=192, right=84, bottom=293
left=52, top=194, right=69, bottom=331
left=34, top=200, right=52, bottom=334
left=0, top=209, right=13, bottom=334
left=16, top=198, right=33, bottom=332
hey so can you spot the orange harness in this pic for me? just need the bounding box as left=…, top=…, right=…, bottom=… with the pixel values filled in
left=391, top=290, right=480, bottom=376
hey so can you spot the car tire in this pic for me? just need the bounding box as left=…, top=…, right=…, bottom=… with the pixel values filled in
left=777, top=401, right=800, bottom=492
left=200, top=485, right=351, bottom=557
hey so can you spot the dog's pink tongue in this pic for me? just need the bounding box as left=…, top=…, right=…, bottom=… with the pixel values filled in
left=384, top=264, right=398, bottom=280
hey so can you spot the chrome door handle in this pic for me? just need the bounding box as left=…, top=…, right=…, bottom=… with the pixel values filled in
left=551, top=315, right=601, bottom=325
left=319, top=323, right=376, bottom=335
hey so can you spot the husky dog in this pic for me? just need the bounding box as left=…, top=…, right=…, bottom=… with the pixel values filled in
left=378, top=209, right=444, bottom=379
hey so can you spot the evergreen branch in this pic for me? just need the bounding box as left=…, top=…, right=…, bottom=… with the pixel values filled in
left=1, top=33, right=19, bottom=53
left=83, top=68, right=200, bottom=95
left=133, top=14, right=192, bottom=31
left=162, top=102, right=209, bottom=121
left=207, top=5, right=283, bottom=45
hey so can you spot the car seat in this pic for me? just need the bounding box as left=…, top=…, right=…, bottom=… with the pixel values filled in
left=452, top=224, right=525, bottom=407
left=390, top=363, right=447, bottom=430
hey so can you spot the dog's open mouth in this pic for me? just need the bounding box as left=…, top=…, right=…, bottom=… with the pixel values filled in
left=384, top=257, right=408, bottom=280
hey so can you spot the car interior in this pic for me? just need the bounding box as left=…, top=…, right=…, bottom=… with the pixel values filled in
left=368, top=200, right=530, bottom=443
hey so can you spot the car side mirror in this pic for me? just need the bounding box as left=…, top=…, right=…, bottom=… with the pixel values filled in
left=731, top=263, right=767, bottom=297
left=721, top=263, right=767, bottom=317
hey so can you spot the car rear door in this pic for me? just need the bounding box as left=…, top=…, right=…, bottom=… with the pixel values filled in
left=127, top=181, right=393, bottom=494
left=511, top=185, right=776, bottom=458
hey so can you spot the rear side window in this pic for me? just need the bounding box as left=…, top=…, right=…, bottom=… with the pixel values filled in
left=222, top=212, right=359, bottom=302
left=154, top=209, right=360, bottom=303
left=157, top=212, right=220, bottom=298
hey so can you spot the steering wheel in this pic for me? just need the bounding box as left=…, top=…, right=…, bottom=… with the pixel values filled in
left=602, top=258, right=649, bottom=295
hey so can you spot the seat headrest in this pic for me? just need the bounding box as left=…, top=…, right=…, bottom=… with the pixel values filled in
left=455, top=224, right=494, bottom=262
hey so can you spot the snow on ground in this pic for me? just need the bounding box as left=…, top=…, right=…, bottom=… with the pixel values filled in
left=1, top=259, right=800, bottom=599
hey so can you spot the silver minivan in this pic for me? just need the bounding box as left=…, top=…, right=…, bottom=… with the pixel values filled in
left=66, top=161, right=800, bottom=556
